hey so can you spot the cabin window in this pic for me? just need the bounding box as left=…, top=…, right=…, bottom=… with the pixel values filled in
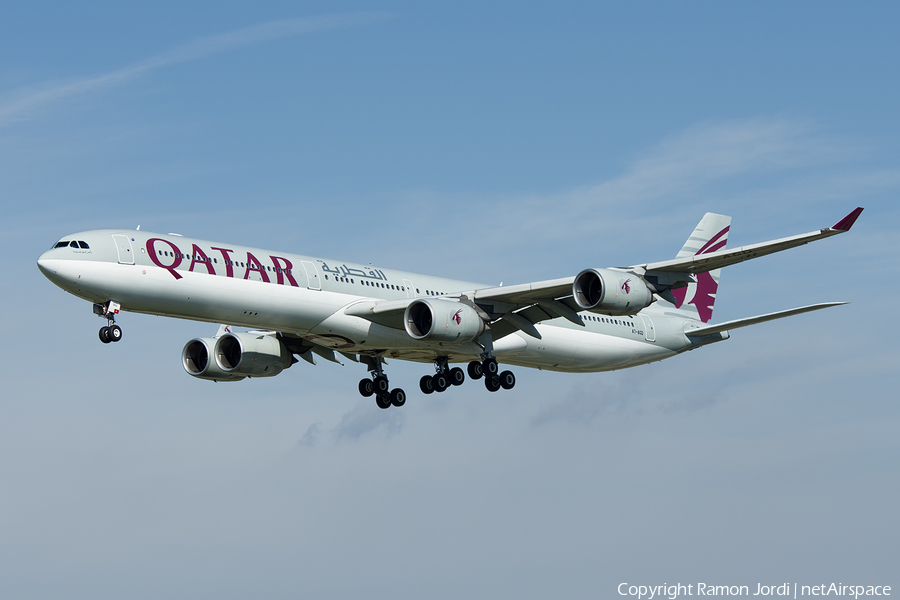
left=54, top=241, right=69, bottom=248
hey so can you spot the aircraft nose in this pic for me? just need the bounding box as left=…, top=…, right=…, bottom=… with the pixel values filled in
left=36, top=251, right=55, bottom=276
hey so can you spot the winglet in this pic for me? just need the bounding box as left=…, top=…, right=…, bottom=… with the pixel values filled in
left=832, top=207, right=864, bottom=231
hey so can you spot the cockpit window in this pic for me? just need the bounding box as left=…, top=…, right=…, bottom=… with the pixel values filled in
left=78, top=241, right=90, bottom=249
left=54, top=241, right=69, bottom=248
left=69, top=241, right=79, bottom=248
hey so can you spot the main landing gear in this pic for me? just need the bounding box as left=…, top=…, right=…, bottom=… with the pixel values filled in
left=418, top=356, right=515, bottom=395
left=419, top=358, right=465, bottom=395
left=358, top=356, right=406, bottom=409
left=94, top=302, right=123, bottom=344
left=464, top=357, right=515, bottom=393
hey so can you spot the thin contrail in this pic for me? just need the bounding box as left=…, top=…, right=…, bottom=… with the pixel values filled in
left=0, top=13, right=388, bottom=127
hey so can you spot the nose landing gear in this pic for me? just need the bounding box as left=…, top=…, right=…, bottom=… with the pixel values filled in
left=95, top=302, right=123, bottom=344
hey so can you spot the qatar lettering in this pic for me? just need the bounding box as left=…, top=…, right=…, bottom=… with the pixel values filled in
left=147, top=237, right=299, bottom=286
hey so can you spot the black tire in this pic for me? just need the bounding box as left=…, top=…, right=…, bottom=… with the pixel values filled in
left=99, top=326, right=111, bottom=344
left=467, top=360, right=483, bottom=380
left=485, top=375, right=501, bottom=392
left=108, top=325, right=122, bottom=342
left=358, top=378, right=374, bottom=397
left=390, top=388, right=407, bottom=407
left=420, top=375, right=435, bottom=395
left=375, top=394, right=391, bottom=409
left=483, top=358, right=498, bottom=376
left=499, top=370, right=516, bottom=390
left=449, top=367, right=465, bottom=386
left=375, top=376, right=389, bottom=394
left=432, top=374, right=448, bottom=392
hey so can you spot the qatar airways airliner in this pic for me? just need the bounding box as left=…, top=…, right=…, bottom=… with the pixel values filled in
left=37, top=207, right=863, bottom=409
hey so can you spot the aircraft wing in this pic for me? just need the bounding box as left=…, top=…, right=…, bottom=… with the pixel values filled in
left=345, top=208, right=862, bottom=341
left=634, top=207, right=863, bottom=276
left=684, top=302, right=848, bottom=337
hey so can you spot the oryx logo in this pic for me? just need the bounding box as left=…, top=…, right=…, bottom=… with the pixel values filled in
left=451, top=309, right=462, bottom=325
left=621, top=279, right=631, bottom=294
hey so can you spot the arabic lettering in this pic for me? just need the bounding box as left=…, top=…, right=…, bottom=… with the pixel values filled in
left=320, top=261, right=388, bottom=281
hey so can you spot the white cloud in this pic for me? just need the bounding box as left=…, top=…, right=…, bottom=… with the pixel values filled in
left=0, top=13, right=388, bottom=127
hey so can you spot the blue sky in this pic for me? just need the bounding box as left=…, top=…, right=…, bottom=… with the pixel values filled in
left=1, top=3, right=898, bottom=599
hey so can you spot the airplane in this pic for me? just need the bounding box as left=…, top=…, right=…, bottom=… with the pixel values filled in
left=36, top=207, right=863, bottom=409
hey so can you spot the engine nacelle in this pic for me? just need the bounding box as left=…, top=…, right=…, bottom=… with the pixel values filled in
left=182, top=338, right=246, bottom=382
left=404, top=299, right=485, bottom=344
left=214, top=332, right=292, bottom=377
left=573, top=268, right=653, bottom=315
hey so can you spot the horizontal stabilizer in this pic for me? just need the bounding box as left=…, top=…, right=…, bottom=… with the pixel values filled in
left=685, top=302, right=848, bottom=337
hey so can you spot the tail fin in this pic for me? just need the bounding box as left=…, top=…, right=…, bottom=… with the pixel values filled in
left=668, top=212, right=731, bottom=323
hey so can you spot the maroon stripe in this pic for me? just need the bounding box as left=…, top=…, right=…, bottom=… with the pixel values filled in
left=696, top=226, right=730, bottom=255
left=702, top=239, right=728, bottom=254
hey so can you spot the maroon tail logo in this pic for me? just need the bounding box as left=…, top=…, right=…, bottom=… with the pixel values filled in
left=621, top=279, right=631, bottom=294
left=451, top=309, right=462, bottom=325
left=673, top=225, right=729, bottom=323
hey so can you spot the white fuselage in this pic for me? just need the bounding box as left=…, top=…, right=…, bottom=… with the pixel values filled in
left=37, top=229, right=720, bottom=374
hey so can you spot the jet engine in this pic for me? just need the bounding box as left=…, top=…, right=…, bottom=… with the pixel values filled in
left=182, top=337, right=246, bottom=382
left=214, top=332, right=293, bottom=377
left=404, top=299, right=485, bottom=344
left=572, top=268, right=653, bottom=315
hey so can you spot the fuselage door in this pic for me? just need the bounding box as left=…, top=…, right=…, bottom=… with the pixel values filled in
left=301, top=261, right=321, bottom=290
left=639, top=314, right=656, bottom=342
left=112, top=235, right=134, bottom=265
left=403, top=279, right=415, bottom=298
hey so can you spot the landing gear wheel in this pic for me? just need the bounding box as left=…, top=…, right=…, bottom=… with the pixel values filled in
left=99, top=326, right=111, bottom=344
left=390, top=388, right=407, bottom=407
left=358, top=378, right=375, bottom=397
left=107, top=324, right=122, bottom=342
left=420, top=375, right=435, bottom=395
left=374, top=376, right=389, bottom=394
left=499, top=370, right=516, bottom=390
left=485, top=375, right=501, bottom=392
left=449, top=367, right=465, bottom=386
left=432, top=374, right=448, bottom=392
left=375, top=394, right=391, bottom=409
left=467, top=360, right=484, bottom=380
left=483, top=358, right=499, bottom=376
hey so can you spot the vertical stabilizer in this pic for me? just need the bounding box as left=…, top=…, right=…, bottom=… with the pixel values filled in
left=668, top=213, right=731, bottom=323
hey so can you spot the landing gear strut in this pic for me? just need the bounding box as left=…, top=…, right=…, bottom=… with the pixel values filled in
left=359, top=356, right=405, bottom=409
left=420, top=357, right=464, bottom=395
left=472, top=331, right=514, bottom=393
left=95, top=302, right=123, bottom=344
